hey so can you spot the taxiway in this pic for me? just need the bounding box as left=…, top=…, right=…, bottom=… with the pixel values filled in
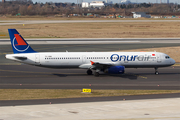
left=0, top=65, right=179, bottom=90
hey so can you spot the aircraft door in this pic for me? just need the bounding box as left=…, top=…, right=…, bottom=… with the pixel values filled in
left=157, top=54, right=161, bottom=63
left=35, top=55, right=40, bottom=63
left=82, top=55, right=86, bottom=63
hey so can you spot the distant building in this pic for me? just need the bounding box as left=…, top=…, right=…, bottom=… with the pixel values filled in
left=121, top=0, right=131, bottom=4
left=167, top=0, right=169, bottom=4
left=2, top=0, right=5, bottom=2
left=82, top=2, right=89, bottom=8
left=132, top=12, right=151, bottom=18
left=90, top=1, right=105, bottom=8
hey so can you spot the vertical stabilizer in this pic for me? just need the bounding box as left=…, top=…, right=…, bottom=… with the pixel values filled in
left=8, top=29, right=36, bottom=54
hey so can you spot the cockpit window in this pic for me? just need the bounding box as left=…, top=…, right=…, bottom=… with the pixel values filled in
left=165, top=56, right=170, bottom=59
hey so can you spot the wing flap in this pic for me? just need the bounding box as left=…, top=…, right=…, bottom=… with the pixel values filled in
left=90, top=61, right=115, bottom=70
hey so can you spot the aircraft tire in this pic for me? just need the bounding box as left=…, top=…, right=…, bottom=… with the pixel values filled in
left=87, top=69, right=92, bottom=75
left=94, top=72, right=99, bottom=77
left=155, top=71, right=159, bottom=75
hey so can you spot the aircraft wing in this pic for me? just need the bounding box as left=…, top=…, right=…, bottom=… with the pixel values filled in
left=79, top=61, right=115, bottom=69
left=90, top=61, right=114, bottom=70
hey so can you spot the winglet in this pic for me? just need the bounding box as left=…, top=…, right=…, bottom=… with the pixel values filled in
left=90, top=60, right=95, bottom=65
left=8, top=29, right=36, bottom=54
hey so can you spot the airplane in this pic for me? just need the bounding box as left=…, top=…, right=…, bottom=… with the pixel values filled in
left=5, top=29, right=175, bottom=77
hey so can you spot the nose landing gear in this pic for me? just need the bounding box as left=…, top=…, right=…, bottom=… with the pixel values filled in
left=155, top=67, right=159, bottom=75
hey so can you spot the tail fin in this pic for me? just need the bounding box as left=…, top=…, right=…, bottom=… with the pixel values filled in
left=8, top=29, right=36, bottom=54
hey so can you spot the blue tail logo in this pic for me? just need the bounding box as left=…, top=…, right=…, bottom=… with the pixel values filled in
left=8, top=29, right=36, bottom=54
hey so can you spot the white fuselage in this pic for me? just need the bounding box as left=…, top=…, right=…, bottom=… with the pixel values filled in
left=5, top=52, right=175, bottom=69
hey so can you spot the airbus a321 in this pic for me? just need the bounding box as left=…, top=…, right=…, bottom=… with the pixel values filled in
left=5, top=29, right=175, bottom=77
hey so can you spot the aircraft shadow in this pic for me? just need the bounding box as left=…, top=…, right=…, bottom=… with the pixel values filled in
left=108, top=74, right=138, bottom=80
left=52, top=72, right=179, bottom=80
left=53, top=73, right=88, bottom=77
left=52, top=73, right=138, bottom=80
left=52, top=74, right=67, bottom=77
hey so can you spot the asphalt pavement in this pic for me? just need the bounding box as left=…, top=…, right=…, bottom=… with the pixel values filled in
left=0, top=65, right=179, bottom=90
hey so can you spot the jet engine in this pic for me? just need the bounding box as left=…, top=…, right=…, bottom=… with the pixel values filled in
left=105, top=66, right=125, bottom=74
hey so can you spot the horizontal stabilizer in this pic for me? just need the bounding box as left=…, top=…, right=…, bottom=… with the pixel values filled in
left=14, top=56, right=27, bottom=60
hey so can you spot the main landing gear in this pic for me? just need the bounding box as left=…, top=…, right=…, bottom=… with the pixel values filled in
left=94, top=72, right=99, bottom=77
left=87, top=69, right=93, bottom=75
left=94, top=69, right=100, bottom=77
left=87, top=69, right=100, bottom=77
left=155, top=67, right=159, bottom=75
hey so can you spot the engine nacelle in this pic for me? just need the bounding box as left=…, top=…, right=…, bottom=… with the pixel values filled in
left=106, top=66, right=125, bottom=74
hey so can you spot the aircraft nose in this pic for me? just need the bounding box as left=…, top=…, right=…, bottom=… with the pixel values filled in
left=171, top=59, right=175, bottom=65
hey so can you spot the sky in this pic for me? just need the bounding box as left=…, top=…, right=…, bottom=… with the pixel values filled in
left=34, top=0, right=179, bottom=4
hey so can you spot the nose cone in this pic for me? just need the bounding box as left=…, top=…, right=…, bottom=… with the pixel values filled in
left=171, top=58, right=175, bottom=65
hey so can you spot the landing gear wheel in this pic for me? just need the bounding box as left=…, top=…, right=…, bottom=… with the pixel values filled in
left=154, top=67, right=159, bottom=75
left=94, top=72, right=99, bottom=77
left=155, top=71, right=159, bottom=75
left=87, top=69, right=92, bottom=75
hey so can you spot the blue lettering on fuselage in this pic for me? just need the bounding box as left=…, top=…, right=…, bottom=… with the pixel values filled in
left=119, top=55, right=126, bottom=61
left=110, top=54, right=149, bottom=62
left=127, top=56, right=133, bottom=61
left=110, top=54, right=119, bottom=62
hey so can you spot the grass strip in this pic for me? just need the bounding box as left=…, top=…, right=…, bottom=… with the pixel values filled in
left=0, top=89, right=180, bottom=100
left=1, top=22, right=180, bottom=38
